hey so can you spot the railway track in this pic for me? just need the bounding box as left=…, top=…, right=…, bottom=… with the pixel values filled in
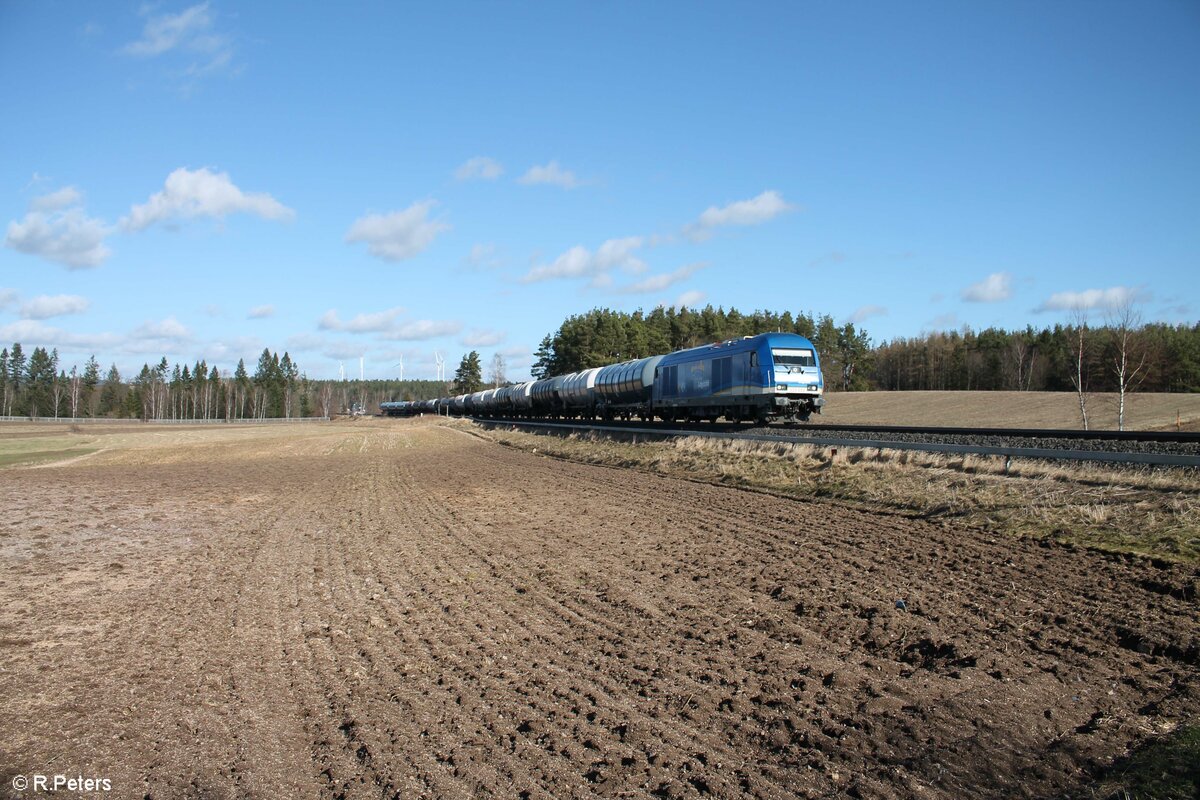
left=467, top=416, right=1200, bottom=468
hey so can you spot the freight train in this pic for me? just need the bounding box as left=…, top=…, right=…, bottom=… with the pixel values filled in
left=380, top=332, right=825, bottom=424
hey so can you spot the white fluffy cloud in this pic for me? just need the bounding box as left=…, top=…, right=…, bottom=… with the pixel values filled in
left=518, top=161, right=580, bottom=189
left=961, top=272, right=1012, bottom=303
left=454, top=157, right=504, bottom=181
left=0, top=320, right=122, bottom=352
left=318, top=307, right=405, bottom=333
left=31, top=186, right=83, bottom=212
left=122, top=3, right=233, bottom=76
left=521, top=236, right=646, bottom=283
left=1035, top=286, right=1146, bottom=312
left=124, top=3, right=214, bottom=55
left=247, top=304, right=275, bottom=319
left=619, top=262, right=706, bottom=294
left=686, top=190, right=794, bottom=240
left=346, top=201, right=450, bottom=262
left=20, top=294, right=91, bottom=320
left=5, top=188, right=113, bottom=269
left=849, top=305, right=888, bottom=323
left=0, top=288, right=18, bottom=311
left=123, top=168, right=293, bottom=231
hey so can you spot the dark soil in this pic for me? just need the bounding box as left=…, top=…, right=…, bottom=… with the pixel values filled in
left=1, top=421, right=1196, bottom=799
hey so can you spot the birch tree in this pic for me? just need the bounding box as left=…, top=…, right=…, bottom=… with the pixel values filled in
left=1107, top=300, right=1146, bottom=431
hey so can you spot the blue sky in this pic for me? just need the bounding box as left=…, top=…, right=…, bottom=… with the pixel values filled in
left=1, top=1, right=1197, bottom=380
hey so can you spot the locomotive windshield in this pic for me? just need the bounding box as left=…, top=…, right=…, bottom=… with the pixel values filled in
left=772, top=349, right=816, bottom=367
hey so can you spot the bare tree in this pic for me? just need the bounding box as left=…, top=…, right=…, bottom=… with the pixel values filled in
left=1068, top=308, right=1091, bottom=430
left=1107, top=299, right=1147, bottom=431
left=52, top=370, right=67, bottom=418
left=1007, top=334, right=1036, bottom=391
left=321, top=381, right=336, bottom=419
left=489, top=353, right=506, bottom=389
left=69, top=365, right=81, bottom=418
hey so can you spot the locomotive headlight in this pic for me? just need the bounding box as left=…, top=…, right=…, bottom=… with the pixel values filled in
left=808, top=383, right=819, bottom=391
left=776, top=383, right=788, bottom=391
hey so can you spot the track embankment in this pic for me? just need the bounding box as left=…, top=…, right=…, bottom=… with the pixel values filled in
left=1, top=420, right=1196, bottom=799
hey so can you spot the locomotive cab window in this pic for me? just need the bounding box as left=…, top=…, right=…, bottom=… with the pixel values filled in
left=772, top=349, right=815, bottom=367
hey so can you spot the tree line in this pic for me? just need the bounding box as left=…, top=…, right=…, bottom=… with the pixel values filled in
left=529, top=306, right=873, bottom=390
left=0, top=341, right=463, bottom=420
left=869, top=320, right=1199, bottom=394
left=0, top=344, right=318, bottom=420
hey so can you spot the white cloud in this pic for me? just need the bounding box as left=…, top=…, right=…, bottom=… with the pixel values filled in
left=247, top=304, right=275, bottom=319
left=849, top=305, right=888, bottom=324
left=619, top=262, right=706, bottom=294
left=124, top=3, right=213, bottom=56
left=346, top=201, right=450, bottom=262
left=673, top=290, right=707, bottom=309
left=6, top=187, right=113, bottom=269
left=962, top=272, right=1012, bottom=303
left=517, top=160, right=579, bottom=189
left=0, top=288, right=17, bottom=312
left=461, top=328, right=506, bottom=347
left=0, top=320, right=122, bottom=352
left=318, top=307, right=405, bottom=333
left=454, top=157, right=504, bottom=181
left=596, top=237, right=648, bottom=273
left=686, top=190, right=794, bottom=240
left=122, top=2, right=233, bottom=76
left=521, top=236, right=646, bottom=283
left=381, top=319, right=463, bottom=341
left=123, top=167, right=293, bottom=232
left=1035, top=286, right=1147, bottom=313
left=20, top=294, right=91, bottom=320
left=31, top=186, right=83, bottom=212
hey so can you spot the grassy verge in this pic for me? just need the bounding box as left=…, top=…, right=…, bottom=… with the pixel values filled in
left=0, top=447, right=98, bottom=468
left=456, top=420, right=1200, bottom=565
left=1084, top=724, right=1200, bottom=800
left=0, top=430, right=101, bottom=468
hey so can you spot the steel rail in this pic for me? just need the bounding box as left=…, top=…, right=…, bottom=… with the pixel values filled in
left=470, top=418, right=1200, bottom=468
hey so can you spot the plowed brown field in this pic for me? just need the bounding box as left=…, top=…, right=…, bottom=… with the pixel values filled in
left=1, top=419, right=1197, bottom=799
